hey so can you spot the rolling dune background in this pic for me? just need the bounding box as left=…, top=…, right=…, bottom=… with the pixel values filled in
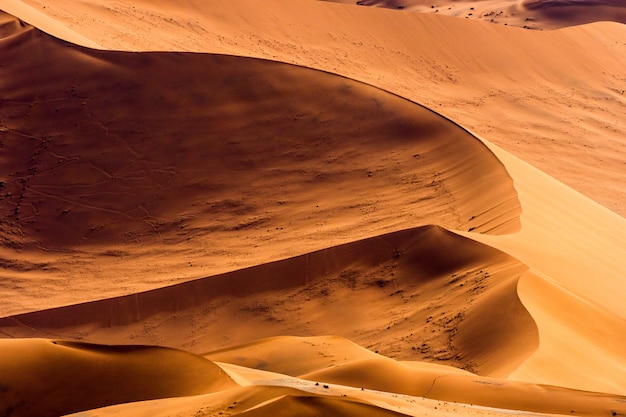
left=0, top=0, right=625, bottom=416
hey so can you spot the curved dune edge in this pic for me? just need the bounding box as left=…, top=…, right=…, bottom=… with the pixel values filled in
left=0, top=0, right=102, bottom=47
left=0, top=338, right=236, bottom=417
left=0, top=10, right=520, bottom=315
left=0, top=225, right=538, bottom=377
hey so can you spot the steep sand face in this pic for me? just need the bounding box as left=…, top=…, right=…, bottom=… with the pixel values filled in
left=0, top=338, right=235, bottom=417
left=0, top=12, right=520, bottom=314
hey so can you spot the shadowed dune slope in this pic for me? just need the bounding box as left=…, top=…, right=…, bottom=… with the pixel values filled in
left=0, top=225, right=538, bottom=376
left=0, top=10, right=520, bottom=314
left=0, top=338, right=235, bottom=417
left=3, top=0, right=626, bottom=216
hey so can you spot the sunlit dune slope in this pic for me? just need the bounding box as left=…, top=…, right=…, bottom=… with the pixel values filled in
left=0, top=338, right=235, bottom=417
left=456, top=142, right=626, bottom=394
left=0, top=225, right=536, bottom=376
left=64, top=335, right=626, bottom=417
left=0, top=10, right=520, bottom=314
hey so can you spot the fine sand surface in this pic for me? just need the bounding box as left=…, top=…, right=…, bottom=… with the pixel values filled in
left=1, top=1, right=626, bottom=416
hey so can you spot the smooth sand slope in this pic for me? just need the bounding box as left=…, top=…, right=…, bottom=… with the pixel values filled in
left=1, top=1, right=626, bottom=416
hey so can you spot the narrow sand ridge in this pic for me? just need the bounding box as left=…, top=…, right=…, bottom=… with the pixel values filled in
left=0, top=11, right=520, bottom=314
left=0, top=338, right=235, bottom=417
left=3, top=0, right=625, bottom=216
left=0, top=225, right=538, bottom=377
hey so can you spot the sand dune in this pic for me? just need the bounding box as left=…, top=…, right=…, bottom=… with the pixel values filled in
left=1, top=1, right=625, bottom=416
left=0, top=338, right=235, bottom=417
left=0, top=225, right=537, bottom=376
left=208, top=335, right=626, bottom=414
